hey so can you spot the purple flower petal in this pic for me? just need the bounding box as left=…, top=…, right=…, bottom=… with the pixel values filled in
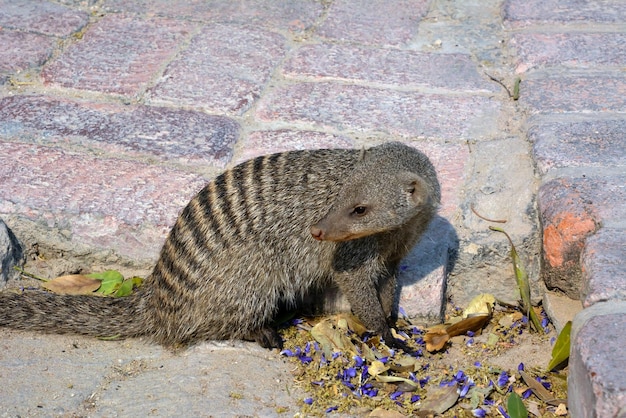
left=474, top=361, right=482, bottom=367
left=353, top=356, right=365, bottom=368
left=497, top=371, right=509, bottom=388
left=325, top=406, right=338, bottom=413
left=303, top=397, right=313, bottom=405
left=522, top=388, right=533, bottom=399
left=497, top=405, right=510, bottom=418
left=518, top=362, right=525, bottom=371
left=389, top=391, right=403, bottom=400
left=410, top=394, right=421, bottom=403
left=472, top=408, right=487, bottom=418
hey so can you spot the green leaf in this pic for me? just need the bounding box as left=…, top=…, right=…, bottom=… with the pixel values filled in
left=507, top=392, right=528, bottom=418
left=548, top=321, right=572, bottom=371
left=88, top=270, right=124, bottom=295
left=489, top=226, right=543, bottom=333
left=114, top=276, right=143, bottom=297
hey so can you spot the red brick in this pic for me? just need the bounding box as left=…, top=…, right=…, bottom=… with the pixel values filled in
left=504, top=0, right=626, bottom=27
left=103, top=0, right=323, bottom=34
left=0, top=141, right=208, bottom=261
left=530, top=119, right=626, bottom=175
left=42, top=15, right=195, bottom=96
left=0, top=30, right=55, bottom=73
left=581, top=229, right=626, bottom=307
left=511, top=33, right=626, bottom=73
left=539, top=176, right=625, bottom=299
left=283, top=44, right=497, bottom=92
left=0, top=0, right=88, bottom=37
left=148, top=25, right=286, bottom=116
left=256, top=82, right=501, bottom=139
left=317, top=0, right=429, bottom=46
left=0, top=95, right=239, bottom=168
left=521, top=75, right=626, bottom=113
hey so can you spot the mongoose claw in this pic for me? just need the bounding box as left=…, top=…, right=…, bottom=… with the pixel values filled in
left=250, top=326, right=284, bottom=350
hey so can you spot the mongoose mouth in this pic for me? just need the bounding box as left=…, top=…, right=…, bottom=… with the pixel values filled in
left=310, top=225, right=370, bottom=242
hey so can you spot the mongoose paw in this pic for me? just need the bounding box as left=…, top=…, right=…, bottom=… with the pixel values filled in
left=382, top=329, right=415, bottom=355
left=251, top=326, right=284, bottom=350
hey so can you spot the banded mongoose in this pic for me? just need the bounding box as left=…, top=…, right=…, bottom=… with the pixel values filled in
left=0, top=142, right=440, bottom=350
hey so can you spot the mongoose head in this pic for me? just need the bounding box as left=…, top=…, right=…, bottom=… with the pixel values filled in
left=310, top=170, right=438, bottom=242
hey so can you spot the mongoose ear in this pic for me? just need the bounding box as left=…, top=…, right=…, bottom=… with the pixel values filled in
left=400, top=172, right=427, bottom=206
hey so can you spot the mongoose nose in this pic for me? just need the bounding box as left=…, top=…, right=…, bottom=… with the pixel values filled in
left=310, top=225, right=324, bottom=241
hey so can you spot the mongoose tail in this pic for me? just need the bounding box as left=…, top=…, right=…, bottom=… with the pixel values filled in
left=0, top=291, right=144, bottom=339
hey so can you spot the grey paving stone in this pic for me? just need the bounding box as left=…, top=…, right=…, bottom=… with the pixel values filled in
left=317, top=0, right=429, bottom=46
left=0, top=30, right=55, bottom=74
left=148, top=24, right=287, bottom=115
left=581, top=228, right=626, bottom=307
left=103, top=0, right=324, bottom=34
left=283, top=43, right=497, bottom=92
left=530, top=119, right=626, bottom=175
left=0, top=0, right=89, bottom=37
left=0, top=95, right=239, bottom=169
left=42, top=14, right=195, bottom=96
left=256, top=82, right=501, bottom=139
left=570, top=302, right=626, bottom=418
left=0, top=141, right=207, bottom=263
left=511, top=33, right=626, bottom=73
left=504, top=0, right=626, bottom=26
left=542, top=290, right=583, bottom=334
left=520, top=75, right=626, bottom=114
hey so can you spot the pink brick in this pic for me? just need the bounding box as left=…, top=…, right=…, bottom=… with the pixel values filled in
left=0, top=30, right=55, bottom=73
left=0, top=95, right=239, bottom=168
left=581, top=229, right=626, bottom=307
left=511, top=33, right=626, bottom=73
left=236, top=130, right=354, bottom=162
left=570, top=304, right=626, bottom=417
left=504, top=0, right=626, bottom=27
left=521, top=75, right=626, bottom=113
left=0, top=0, right=88, bottom=37
left=42, top=15, right=195, bottom=96
left=283, top=44, right=496, bottom=92
left=317, top=0, right=429, bottom=45
left=0, top=141, right=208, bottom=261
left=530, top=119, right=626, bottom=175
left=256, top=82, right=501, bottom=139
left=148, top=25, right=287, bottom=115
left=103, top=0, right=323, bottom=34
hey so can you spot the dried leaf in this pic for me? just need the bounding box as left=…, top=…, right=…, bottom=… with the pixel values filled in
left=419, top=384, right=459, bottom=414
left=520, top=371, right=554, bottom=403
left=547, top=321, right=571, bottom=371
left=42, top=274, right=101, bottom=295
left=310, top=317, right=355, bottom=358
left=368, top=360, right=390, bottom=376
left=424, top=315, right=490, bottom=352
left=423, top=327, right=449, bottom=352
left=369, top=407, right=407, bottom=418
left=463, top=293, right=496, bottom=317
left=374, top=375, right=419, bottom=391
left=507, top=392, right=528, bottom=418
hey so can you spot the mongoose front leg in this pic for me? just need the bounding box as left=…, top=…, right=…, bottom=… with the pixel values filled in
left=334, top=270, right=410, bottom=352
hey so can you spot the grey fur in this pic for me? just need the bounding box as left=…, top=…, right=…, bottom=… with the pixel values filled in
left=0, top=142, right=440, bottom=349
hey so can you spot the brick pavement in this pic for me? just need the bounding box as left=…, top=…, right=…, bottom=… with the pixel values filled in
left=0, top=0, right=624, bottom=416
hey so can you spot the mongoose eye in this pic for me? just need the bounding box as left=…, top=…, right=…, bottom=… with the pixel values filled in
left=352, top=206, right=368, bottom=216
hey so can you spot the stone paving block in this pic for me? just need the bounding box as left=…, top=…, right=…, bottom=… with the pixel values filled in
left=103, top=0, right=323, bottom=34
left=148, top=24, right=287, bottom=115
left=0, top=0, right=89, bottom=37
left=538, top=176, right=626, bottom=299
left=569, top=302, right=626, bottom=418
left=520, top=75, right=626, bottom=114
left=42, top=15, right=195, bottom=96
left=542, top=290, right=583, bottom=334
left=317, top=0, right=429, bottom=46
left=511, top=33, right=626, bottom=73
left=0, top=141, right=208, bottom=263
left=0, top=95, right=239, bottom=169
left=504, top=0, right=626, bottom=26
left=0, top=30, right=56, bottom=74
left=529, top=119, right=626, bottom=175
left=256, top=82, right=501, bottom=139
left=283, top=43, right=497, bottom=92
left=581, top=228, right=626, bottom=307
left=235, top=129, right=355, bottom=162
